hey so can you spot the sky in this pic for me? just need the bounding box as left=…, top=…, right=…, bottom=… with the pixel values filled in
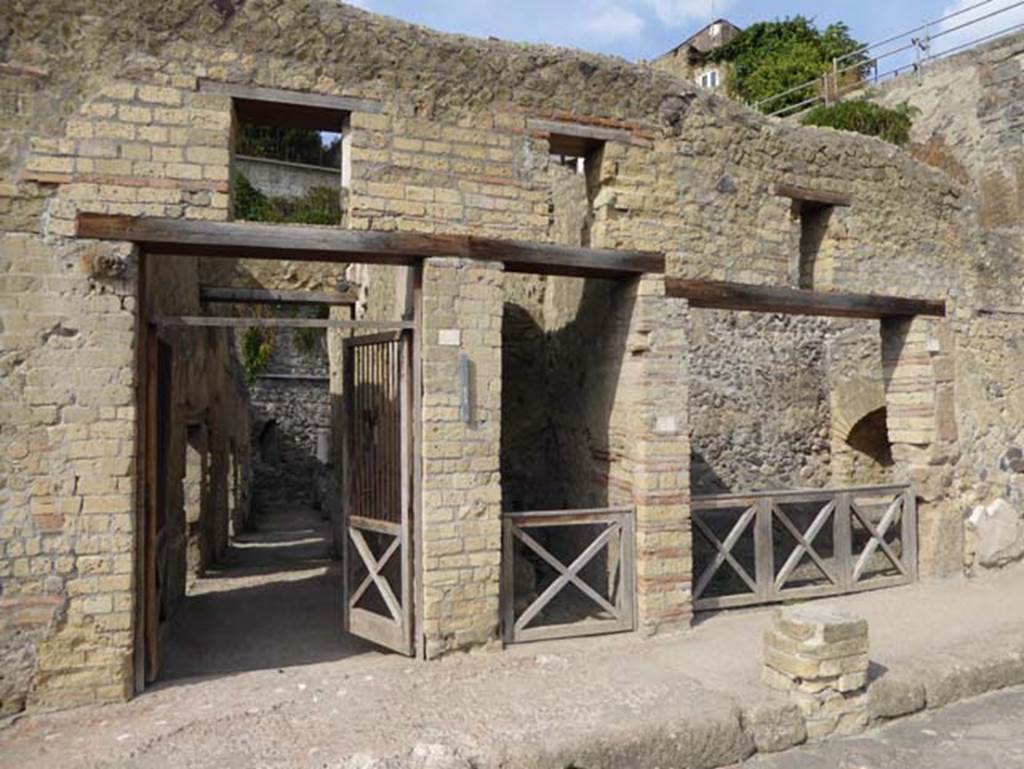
left=344, top=0, right=1024, bottom=64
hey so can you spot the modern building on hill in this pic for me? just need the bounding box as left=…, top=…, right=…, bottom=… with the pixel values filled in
left=653, top=18, right=743, bottom=91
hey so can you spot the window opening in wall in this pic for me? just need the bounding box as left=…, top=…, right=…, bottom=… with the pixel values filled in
left=547, top=134, right=605, bottom=248
left=796, top=201, right=834, bottom=289
left=698, top=69, right=720, bottom=90
left=231, top=98, right=348, bottom=225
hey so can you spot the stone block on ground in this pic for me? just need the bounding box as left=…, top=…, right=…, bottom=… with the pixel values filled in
left=740, top=698, right=808, bottom=753
left=763, top=605, right=870, bottom=741
left=867, top=671, right=926, bottom=723
left=968, top=498, right=1024, bottom=569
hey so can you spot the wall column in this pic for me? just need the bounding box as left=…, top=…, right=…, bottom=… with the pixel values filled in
left=881, top=316, right=960, bottom=577
left=420, top=257, right=504, bottom=657
left=626, top=276, right=692, bottom=634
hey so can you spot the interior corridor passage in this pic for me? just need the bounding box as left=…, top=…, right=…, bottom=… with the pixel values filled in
left=161, top=502, right=376, bottom=680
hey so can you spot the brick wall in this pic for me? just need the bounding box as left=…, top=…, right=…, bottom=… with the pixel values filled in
left=0, top=0, right=1002, bottom=713
left=420, top=258, right=504, bottom=656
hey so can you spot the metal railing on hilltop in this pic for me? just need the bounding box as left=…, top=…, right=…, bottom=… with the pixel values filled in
left=755, top=0, right=1024, bottom=118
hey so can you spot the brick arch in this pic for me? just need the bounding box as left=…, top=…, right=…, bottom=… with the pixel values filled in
left=832, top=377, right=887, bottom=443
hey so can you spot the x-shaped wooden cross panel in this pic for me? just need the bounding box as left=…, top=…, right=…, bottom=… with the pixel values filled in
left=513, top=523, right=621, bottom=632
left=852, top=496, right=907, bottom=582
left=774, top=501, right=837, bottom=590
left=692, top=505, right=758, bottom=599
left=348, top=526, right=403, bottom=623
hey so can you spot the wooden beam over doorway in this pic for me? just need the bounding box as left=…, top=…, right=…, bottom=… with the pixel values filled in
left=665, top=277, right=946, bottom=319
left=155, top=316, right=414, bottom=331
left=76, top=214, right=664, bottom=278
left=199, top=285, right=358, bottom=305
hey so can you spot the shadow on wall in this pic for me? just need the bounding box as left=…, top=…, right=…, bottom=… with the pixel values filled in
left=501, top=278, right=634, bottom=513
left=689, top=452, right=732, bottom=497
left=501, top=279, right=636, bottom=623
left=251, top=411, right=325, bottom=514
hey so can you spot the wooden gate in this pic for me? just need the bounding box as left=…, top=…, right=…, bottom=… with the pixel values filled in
left=691, top=484, right=917, bottom=611
left=342, top=330, right=414, bottom=655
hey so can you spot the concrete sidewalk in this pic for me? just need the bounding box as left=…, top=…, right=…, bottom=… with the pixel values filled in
left=3, top=565, right=1024, bottom=769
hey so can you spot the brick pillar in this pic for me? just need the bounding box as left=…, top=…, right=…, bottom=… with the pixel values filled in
left=625, top=276, right=692, bottom=634
left=881, top=316, right=960, bottom=577
left=420, top=258, right=504, bottom=657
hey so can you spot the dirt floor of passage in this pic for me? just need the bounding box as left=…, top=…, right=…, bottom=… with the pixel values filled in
left=162, top=501, right=379, bottom=680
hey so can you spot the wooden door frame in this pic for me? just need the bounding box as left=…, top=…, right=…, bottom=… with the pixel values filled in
left=133, top=252, right=428, bottom=692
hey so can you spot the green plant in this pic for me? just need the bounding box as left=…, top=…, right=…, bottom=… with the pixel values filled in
left=271, top=186, right=341, bottom=225
left=800, top=99, right=919, bottom=146
left=293, top=326, right=326, bottom=359
left=233, top=170, right=278, bottom=222
left=710, top=16, right=867, bottom=113
left=232, top=171, right=341, bottom=225
left=292, top=305, right=328, bottom=360
left=240, top=326, right=274, bottom=383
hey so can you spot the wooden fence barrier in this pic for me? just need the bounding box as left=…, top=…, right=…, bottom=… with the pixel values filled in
left=502, top=507, right=636, bottom=643
left=692, top=484, right=917, bottom=611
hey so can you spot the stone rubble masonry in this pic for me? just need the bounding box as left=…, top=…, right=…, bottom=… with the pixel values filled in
left=420, top=258, right=504, bottom=657
left=874, top=31, right=1024, bottom=574
left=763, top=605, right=870, bottom=741
left=0, top=0, right=1009, bottom=715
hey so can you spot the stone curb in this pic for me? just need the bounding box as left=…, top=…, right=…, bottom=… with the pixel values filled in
left=339, top=637, right=1024, bottom=769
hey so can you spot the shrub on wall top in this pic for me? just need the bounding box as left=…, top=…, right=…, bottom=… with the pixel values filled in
left=800, top=99, right=919, bottom=146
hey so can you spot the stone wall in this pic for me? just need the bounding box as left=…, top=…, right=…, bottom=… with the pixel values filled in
left=688, top=310, right=833, bottom=495
left=0, top=0, right=993, bottom=711
left=875, top=32, right=1024, bottom=571
left=0, top=234, right=139, bottom=715
left=144, top=253, right=252, bottom=588
left=234, top=155, right=339, bottom=199
left=243, top=322, right=331, bottom=509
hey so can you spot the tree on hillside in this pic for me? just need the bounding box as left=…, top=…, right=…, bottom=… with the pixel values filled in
left=710, top=16, right=868, bottom=114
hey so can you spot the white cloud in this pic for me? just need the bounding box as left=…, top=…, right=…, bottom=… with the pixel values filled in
left=583, top=5, right=647, bottom=41
left=640, top=0, right=736, bottom=27
left=935, top=0, right=1024, bottom=55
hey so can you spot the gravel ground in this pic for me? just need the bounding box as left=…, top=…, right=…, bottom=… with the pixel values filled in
left=3, top=504, right=1024, bottom=769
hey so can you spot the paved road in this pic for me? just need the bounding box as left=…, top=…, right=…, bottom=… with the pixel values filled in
left=746, top=685, right=1024, bottom=769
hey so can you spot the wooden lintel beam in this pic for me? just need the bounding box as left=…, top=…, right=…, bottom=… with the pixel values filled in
left=76, top=214, right=663, bottom=278
left=77, top=214, right=453, bottom=266
left=199, top=286, right=358, bottom=305
left=469, top=235, right=663, bottom=278
left=665, top=278, right=945, bottom=319
left=198, top=79, right=384, bottom=114
left=526, top=117, right=641, bottom=146
left=155, top=316, right=413, bottom=330
left=774, top=183, right=852, bottom=207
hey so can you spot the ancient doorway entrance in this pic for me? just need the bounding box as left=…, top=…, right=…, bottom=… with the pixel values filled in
left=342, top=331, right=414, bottom=655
